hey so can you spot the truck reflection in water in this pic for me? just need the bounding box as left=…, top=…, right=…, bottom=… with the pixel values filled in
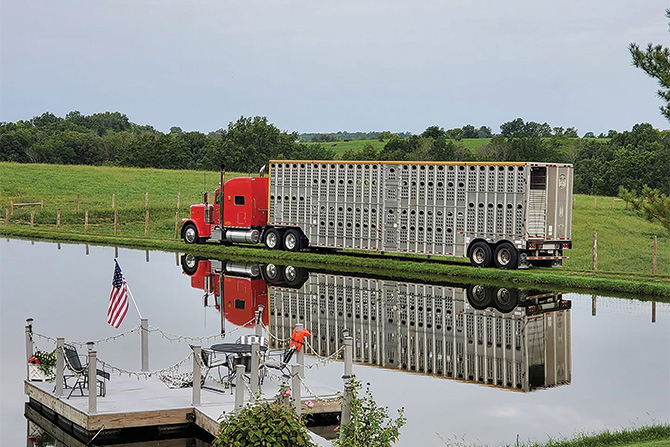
left=181, top=254, right=572, bottom=392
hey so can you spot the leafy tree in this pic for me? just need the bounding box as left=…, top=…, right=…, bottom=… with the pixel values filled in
left=477, top=126, right=493, bottom=138
left=428, top=136, right=456, bottom=161
left=461, top=124, right=478, bottom=139
left=421, top=125, right=445, bottom=139
left=445, top=128, right=464, bottom=141
left=342, top=142, right=380, bottom=161
left=583, top=131, right=596, bottom=138
left=629, top=9, right=670, bottom=121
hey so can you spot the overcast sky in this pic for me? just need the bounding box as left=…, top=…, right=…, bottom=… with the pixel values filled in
left=1, top=1, right=669, bottom=136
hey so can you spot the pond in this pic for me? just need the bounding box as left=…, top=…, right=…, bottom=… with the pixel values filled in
left=1, top=238, right=668, bottom=446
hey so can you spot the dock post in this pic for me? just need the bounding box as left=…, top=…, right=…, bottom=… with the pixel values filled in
left=250, top=342, right=260, bottom=400
left=88, top=348, right=97, bottom=414
left=141, top=318, right=149, bottom=372
left=55, top=338, right=64, bottom=397
left=296, top=323, right=305, bottom=379
left=234, top=364, right=245, bottom=410
left=292, top=364, right=302, bottom=415
left=340, top=335, right=354, bottom=440
left=192, top=346, right=201, bottom=406
left=25, top=319, right=34, bottom=380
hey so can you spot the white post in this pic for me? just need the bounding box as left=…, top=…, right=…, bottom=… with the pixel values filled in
left=254, top=310, right=263, bottom=338
left=292, top=364, right=301, bottom=415
left=55, top=338, right=64, bottom=397
left=340, top=335, right=354, bottom=439
left=25, top=319, right=33, bottom=379
left=234, top=364, right=245, bottom=410
left=141, top=318, right=149, bottom=372
left=88, top=349, right=97, bottom=414
left=192, top=346, right=201, bottom=406
left=250, top=342, right=260, bottom=400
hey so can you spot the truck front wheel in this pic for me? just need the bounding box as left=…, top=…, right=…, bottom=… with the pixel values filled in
left=182, top=223, right=199, bottom=244
left=264, top=229, right=283, bottom=250
left=494, top=243, right=518, bottom=269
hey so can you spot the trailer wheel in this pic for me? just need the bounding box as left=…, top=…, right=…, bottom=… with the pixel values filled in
left=283, top=229, right=302, bottom=252
left=283, top=265, right=308, bottom=288
left=469, top=242, right=493, bottom=268
left=494, top=243, right=518, bottom=269
left=493, top=287, right=518, bottom=313
left=182, top=223, right=199, bottom=244
left=264, top=229, right=283, bottom=250
left=467, top=284, right=492, bottom=310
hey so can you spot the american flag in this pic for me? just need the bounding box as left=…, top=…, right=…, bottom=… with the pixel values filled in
left=107, top=260, right=129, bottom=328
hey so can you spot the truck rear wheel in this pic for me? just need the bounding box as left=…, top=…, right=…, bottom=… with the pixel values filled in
left=182, top=223, right=199, bottom=244
left=264, top=229, right=283, bottom=250
left=469, top=242, right=493, bottom=268
left=493, top=287, right=518, bottom=313
left=283, top=229, right=303, bottom=252
left=494, top=243, right=518, bottom=269
left=467, top=284, right=492, bottom=310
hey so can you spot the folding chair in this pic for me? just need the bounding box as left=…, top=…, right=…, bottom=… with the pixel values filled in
left=261, top=345, right=296, bottom=383
left=62, top=343, right=110, bottom=398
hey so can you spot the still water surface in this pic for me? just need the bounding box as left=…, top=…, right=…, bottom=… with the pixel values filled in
left=1, top=239, right=668, bottom=446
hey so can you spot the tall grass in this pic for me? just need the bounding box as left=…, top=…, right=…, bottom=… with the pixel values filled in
left=508, top=424, right=670, bottom=447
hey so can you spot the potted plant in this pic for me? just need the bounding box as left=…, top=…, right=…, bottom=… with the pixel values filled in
left=28, top=351, right=56, bottom=382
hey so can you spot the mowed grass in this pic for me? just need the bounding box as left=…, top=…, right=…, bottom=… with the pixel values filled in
left=0, top=162, right=667, bottom=279
left=511, top=424, right=670, bottom=447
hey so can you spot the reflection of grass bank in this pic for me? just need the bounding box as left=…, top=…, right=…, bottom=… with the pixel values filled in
left=503, top=424, right=670, bottom=447
left=2, top=227, right=670, bottom=298
left=1, top=162, right=669, bottom=296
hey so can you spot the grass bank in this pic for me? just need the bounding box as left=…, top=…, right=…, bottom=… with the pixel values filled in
left=506, top=424, right=670, bottom=447
left=1, top=162, right=669, bottom=297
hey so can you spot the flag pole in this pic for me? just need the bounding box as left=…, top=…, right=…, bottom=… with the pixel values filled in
left=125, top=282, right=143, bottom=320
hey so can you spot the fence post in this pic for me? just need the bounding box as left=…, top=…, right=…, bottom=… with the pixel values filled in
left=25, top=318, right=34, bottom=379
left=55, top=337, right=64, bottom=397
left=592, top=232, right=598, bottom=271
left=254, top=310, right=263, bottom=338
left=652, top=302, right=657, bottom=323
left=86, top=244, right=89, bottom=255
left=56, top=209, right=61, bottom=230
left=192, top=346, right=201, bottom=406
left=112, top=194, right=115, bottom=210
left=340, top=335, right=354, bottom=441
left=235, top=364, right=245, bottom=410
left=145, top=210, right=149, bottom=237
left=40, top=199, right=44, bottom=211
left=88, top=348, right=97, bottom=414
left=591, top=295, right=597, bottom=317
left=85, top=209, right=89, bottom=233
left=250, top=342, right=259, bottom=400
left=30, top=210, right=34, bottom=228
left=611, top=197, right=614, bottom=210
left=145, top=250, right=149, bottom=262
left=652, top=235, right=657, bottom=275
left=145, top=192, right=149, bottom=210
left=141, top=318, right=149, bottom=372
left=175, top=212, right=180, bottom=239
left=10, top=201, right=14, bottom=216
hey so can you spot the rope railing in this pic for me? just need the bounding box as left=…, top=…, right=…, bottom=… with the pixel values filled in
left=95, top=351, right=194, bottom=381
left=149, top=317, right=255, bottom=344
left=32, top=326, right=141, bottom=348
left=304, top=343, right=346, bottom=369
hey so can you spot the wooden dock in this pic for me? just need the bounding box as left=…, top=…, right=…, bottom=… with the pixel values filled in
left=25, top=373, right=340, bottom=444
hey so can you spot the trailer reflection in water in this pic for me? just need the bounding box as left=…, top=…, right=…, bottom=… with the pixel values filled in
left=181, top=254, right=572, bottom=393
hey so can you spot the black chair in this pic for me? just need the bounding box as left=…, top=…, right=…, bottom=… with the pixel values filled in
left=192, top=345, right=231, bottom=387
left=262, top=345, right=297, bottom=382
left=62, top=343, right=110, bottom=398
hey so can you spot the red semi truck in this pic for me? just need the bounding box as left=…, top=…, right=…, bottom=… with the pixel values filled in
left=181, top=161, right=573, bottom=269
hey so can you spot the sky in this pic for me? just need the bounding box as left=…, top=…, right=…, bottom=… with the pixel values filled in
left=1, top=0, right=669, bottom=136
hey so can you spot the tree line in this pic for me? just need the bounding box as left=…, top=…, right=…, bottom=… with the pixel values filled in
left=1, top=112, right=668, bottom=196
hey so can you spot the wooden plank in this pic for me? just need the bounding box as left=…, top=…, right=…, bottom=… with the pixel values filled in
left=25, top=381, right=89, bottom=428
left=88, top=408, right=193, bottom=431
left=195, top=408, right=221, bottom=436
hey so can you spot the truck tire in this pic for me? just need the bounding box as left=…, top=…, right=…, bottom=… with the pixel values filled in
left=469, top=241, right=493, bottom=268
left=264, top=229, right=283, bottom=250
left=493, top=287, right=518, bottom=313
left=181, top=254, right=200, bottom=276
left=264, top=263, right=284, bottom=283
left=283, top=265, right=308, bottom=288
left=283, top=229, right=302, bottom=252
left=494, top=242, right=518, bottom=269
left=182, top=223, right=199, bottom=244
left=467, top=284, right=492, bottom=310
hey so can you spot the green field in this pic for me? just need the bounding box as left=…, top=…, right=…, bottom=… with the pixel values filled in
left=1, top=162, right=668, bottom=296
left=509, top=424, right=670, bottom=447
